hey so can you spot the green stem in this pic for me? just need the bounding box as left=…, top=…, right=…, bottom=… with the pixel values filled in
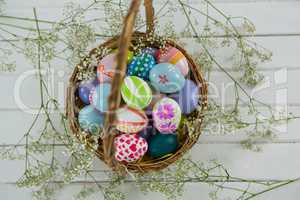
left=0, top=22, right=49, bottom=31
left=245, top=177, right=300, bottom=200
left=0, top=15, right=57, bottom=24
left=178, top=0, right=252, bottom=100
left=33, top=8, right=44, bottom=107
left=213, top=183, right=254, bottom=195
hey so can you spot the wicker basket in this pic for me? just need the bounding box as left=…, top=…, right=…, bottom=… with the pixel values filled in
left=66, top=0, right=208, bottom=173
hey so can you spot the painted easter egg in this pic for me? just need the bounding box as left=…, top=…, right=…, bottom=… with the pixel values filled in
left=114, top=133, right=148, bottom=162
left=149, top=63, right=185, bottom=94
left=89, top=83, right=111, bottom=112
left=121, top=76, right=152, bottom=109
left=127, top=50, right=134, bottom=63
left=113, top=49, right=134, bottom=63
left=145, top=87, right=166, bottom=115
left=96, top=53, right=117, bottom=83
left=141, top=47, right=158, bottom=57
left=127, top=53, right=156, bottom=80
left=147, top=133, right=178, bottom=158
left=78, top=79, right=98, bottom=105
left=170, top=79, right=200, bottom=114
left=138, top=126, right=155, bottom=140
left=116, top=107, right=148, bottom=133
left=157, top=46, right=189, bottom=76
left=138, top=118, right=156, bottom=140
left=152, top=97, right=181, bottom=133
left=78, top=105, right=104, bottom=135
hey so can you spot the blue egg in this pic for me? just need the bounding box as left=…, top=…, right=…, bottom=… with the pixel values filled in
left=89, top=83, right=111, bottom=112
left=78, top=105, right=104, bottom=135
left=127, top=53, right=156, bottom=80
left=78, top=79, right=98, bottom=104
left=169, top=79, right=200, bottom=114
left=141, top=47, right=158, bottom=57
left=149, top=63, right=185, bottom=93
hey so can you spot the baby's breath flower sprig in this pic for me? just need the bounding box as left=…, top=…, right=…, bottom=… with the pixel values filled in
left=133, top=157, right=300, bottom=200
left=24, top=32, right=59, bottom=64
left=0, top=61, right=15, bottom=72
left=0, top=145, right=25, bottom=160
left=0, top=48, right=16, bottom=72
left=131, top=33, right=168, bottom=54
left=17, top=161, right=58, bottom=188
left=32, top=182, right=63, bottom=200
left=176, top=0, right=300, bottom=150
left=74, top=186, right=98, bottom=200
left=76, top=46, right=110, bottom=81
left=0, top=7, right=104, bottom=198
left=177, top=0, right=271, bottom=86
left=102, top=1, right=127, bottom=36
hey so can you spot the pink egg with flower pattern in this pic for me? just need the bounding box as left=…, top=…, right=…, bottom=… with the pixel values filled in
left=96, top=53, right=117, bottom=83
left=157, top=46, right=189, bottom=76
left=152, top=97, right=181, bottom=133
left=114, top=133, right=148, bottom=162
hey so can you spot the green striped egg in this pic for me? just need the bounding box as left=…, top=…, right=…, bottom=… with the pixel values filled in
left=121, top=76, right=152, bottom=109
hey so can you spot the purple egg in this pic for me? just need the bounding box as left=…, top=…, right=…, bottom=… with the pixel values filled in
left=138, top=118, right=156, bottom=140
left=169, top=79, right=200, bottom=114
left=78, top=79, right=98, bottom=105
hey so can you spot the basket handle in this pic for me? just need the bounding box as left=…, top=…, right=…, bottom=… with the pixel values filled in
left=102, top=0, right=154, bottom=169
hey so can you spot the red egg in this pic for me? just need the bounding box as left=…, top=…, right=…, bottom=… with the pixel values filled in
left=114, top=134, right=148, bottom=162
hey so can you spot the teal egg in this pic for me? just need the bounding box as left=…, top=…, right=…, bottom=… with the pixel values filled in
left=89, top=83, right=111, bottom=112
left=149, top=63, right=185, bottom=93
left=127, top=53, right=156, bottom=80
left=147, top=133, right=178, bottom=158
left=78, top=105, right=104, bottom=135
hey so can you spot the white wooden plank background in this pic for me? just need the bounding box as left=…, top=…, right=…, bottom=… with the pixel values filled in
left=1, top=0, right=300, bottom=199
